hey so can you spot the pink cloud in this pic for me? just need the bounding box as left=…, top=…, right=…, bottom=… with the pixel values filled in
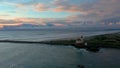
left=53, top=5, right=82, bottom=12
left=54, top=23, right=64, bottom=27
left=34, top=3, right=49, bottom=12
left=116, top=22, right=120, bottom=25
left=0, top=23, right=22, bottom=29
left=108, top=23, right=113, bottom=26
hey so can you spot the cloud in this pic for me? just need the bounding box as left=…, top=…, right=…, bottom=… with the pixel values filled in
left=51, top=0, right=120, bottom=21
left=54, top=23, right=64, bottom=27
left=51, top=0, right=83, bottom=12
left=34, top=3, right=49, bottom=12
left=0, top=16, right=120, bottom=29
left=1, top=0, right=120, bottom=15
left=0, top=0, right=86, bottom=13
left=79, top=0, right=120, bottom=21
left=57, top=0, right=120, bottom=28
left=14, top=18, right=46, bottom=25
left=52, top=5, right=83, bottom=12
left=0, top=0, right=37, bottom=5
left=0, top=0, right=120, bottom=29
left=0, top=19, right=21, bottom=28
left=0, top=18, right=66, bottom=28
left=32, top=0, right=82, bottom=12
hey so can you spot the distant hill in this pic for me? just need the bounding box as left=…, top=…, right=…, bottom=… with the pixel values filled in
left=1, top=24, right=42, bottom=30
left=0, top=22, right=120, bottom=31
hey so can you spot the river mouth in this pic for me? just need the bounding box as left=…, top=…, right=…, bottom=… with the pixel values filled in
left=0, top=43, right=120, bottom=68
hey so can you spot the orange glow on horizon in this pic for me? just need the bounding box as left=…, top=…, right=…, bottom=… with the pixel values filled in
left=54, top=23, right=64, bottom=27
left=0, top=23, right=22, bottom=29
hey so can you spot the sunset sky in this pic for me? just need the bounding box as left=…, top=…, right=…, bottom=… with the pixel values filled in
left=0, top=0, right=120, bottom=29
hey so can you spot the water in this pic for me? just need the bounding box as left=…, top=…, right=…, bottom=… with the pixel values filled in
left=0, top=30, right=119, bottom=41
left=0, top=30, right=120, bottom=68
left=0, top=43, right=120, bottom=68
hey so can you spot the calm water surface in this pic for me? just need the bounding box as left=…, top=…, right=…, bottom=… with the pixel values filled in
left=0, top=43, right=120, bottom=68
left=0, top=30, right=119, bottom=41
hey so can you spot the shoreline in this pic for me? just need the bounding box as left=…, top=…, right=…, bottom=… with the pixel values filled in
left=0, top=32, right=119, bottom=49
left=40, top=32, right=120, bottom=49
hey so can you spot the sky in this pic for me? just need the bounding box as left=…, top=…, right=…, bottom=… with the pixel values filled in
left=0, top=0, right=120, bottom=29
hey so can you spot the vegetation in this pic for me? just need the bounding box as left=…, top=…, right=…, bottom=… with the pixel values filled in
left=41, top=32, right=120, bottom=48
left=40, top=39, right=75, bottom=45
left=85, top=32, right=120, bottom=48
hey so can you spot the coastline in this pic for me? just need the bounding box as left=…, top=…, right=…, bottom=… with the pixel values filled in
left=0, top=32, right=119, bottom=49
left=40, top=32, right=120, bottom=48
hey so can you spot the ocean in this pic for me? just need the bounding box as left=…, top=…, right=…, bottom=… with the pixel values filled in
left=0, top=29, right=120, bottom=68
left=0, top=29, right=119, bottom=42
left=0, top=42, right=120, bottom=68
